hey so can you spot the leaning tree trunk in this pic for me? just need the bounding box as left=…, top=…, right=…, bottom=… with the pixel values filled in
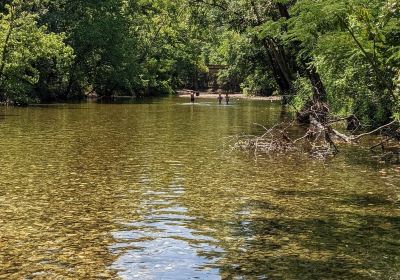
left=250, top=0, right=294, bottom=96
left=304, top=63, right=327, bottom=102
left=277, top=3, right=328, bottom=103
left=263, top=42, right=293, bottom=94
left=0, top=6, right=15, bottom=99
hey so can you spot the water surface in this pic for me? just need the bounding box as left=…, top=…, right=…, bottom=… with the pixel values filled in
left=0, top=97, right=399, bottom=279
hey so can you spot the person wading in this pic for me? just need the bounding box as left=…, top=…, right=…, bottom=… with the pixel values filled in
left=217, top=93, right=223, bottom=105
left=190, top=92, right=195, bottom=103
left=225, top=93, right=230, bottom=105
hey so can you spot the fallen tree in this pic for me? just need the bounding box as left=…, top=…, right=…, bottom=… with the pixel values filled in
left=229, top=102, right=400, bottom=162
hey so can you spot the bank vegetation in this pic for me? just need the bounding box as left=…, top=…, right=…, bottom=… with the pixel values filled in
left=0, top=0, right=399, bottom=133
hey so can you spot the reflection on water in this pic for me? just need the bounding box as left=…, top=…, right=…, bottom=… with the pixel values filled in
left=111, top=164, right=222, bottom=279
left=0, top=97, right=399, bottom=279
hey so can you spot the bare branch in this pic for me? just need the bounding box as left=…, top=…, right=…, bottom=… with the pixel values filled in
left=352, top=121, right=398, bottom=140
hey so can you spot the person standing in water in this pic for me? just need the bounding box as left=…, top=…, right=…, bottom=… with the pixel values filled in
left=225, top=93, right=230, bottom=105
left=190, top=92, right=195, bottom=103
left=217, top=93, right=223, bottom=105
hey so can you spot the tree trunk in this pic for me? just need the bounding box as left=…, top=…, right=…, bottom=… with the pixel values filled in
left=0, top=7, right=15, bottom=82
left=304, top=63, right=327, bottom=102
left=0, top=6, right=15, bottom=101
left=277, top=3, right=290, bottom=19
left=277, top=3, right=327, bottom=102
left=250, top=1, right=294, bottom=95
left=263, top=42, right=292, bottom=94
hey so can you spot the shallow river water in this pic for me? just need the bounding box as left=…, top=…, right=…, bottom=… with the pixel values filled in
left=0, top=97, right=399, bottom=279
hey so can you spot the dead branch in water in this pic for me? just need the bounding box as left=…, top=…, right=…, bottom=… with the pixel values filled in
left=230, top=102, right=400, bottom=160
left=352, top=121, right=398, bottom=141
left=229, top=122, right=298, bottom=156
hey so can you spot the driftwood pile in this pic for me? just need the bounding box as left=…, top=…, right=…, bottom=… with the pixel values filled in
left=230, top=101, right=400, bottom=161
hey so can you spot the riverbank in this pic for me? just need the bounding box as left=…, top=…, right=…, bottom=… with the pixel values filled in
left=176, top=90, right=282, bottom=101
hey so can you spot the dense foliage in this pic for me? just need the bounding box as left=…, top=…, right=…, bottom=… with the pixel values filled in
left=0, top=0, right=73, bottom=104
left=0, top=0, right=399, bottom=125
left=288, top=0, right=400, bottom=125
left=192, top=0, right=399, bottom=125
left=0, top=0, right=206, bottom=103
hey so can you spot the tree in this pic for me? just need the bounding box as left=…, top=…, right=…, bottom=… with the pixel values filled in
left=0, top=0, right=73, bottom=104
left=288, top=0, right=400, bottom=125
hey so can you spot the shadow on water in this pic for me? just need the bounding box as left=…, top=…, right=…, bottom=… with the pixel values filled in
left=217, top=188, right=400, bottom=280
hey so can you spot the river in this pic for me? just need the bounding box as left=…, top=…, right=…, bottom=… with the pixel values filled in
left=0, top=97, right=399, bottom=279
